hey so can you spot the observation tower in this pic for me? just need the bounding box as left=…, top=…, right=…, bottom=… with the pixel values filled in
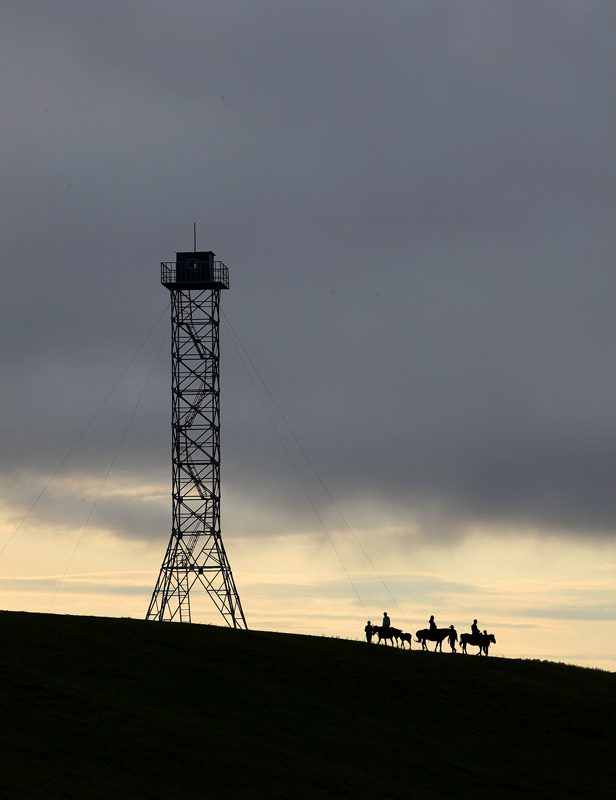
left=146, top=250, right=247, bottom=627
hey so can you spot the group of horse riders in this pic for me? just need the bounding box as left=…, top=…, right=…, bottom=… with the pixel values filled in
left=364, top=613, right=496, bottom=655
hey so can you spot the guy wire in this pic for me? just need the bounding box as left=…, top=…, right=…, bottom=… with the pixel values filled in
left=222, top=315, right=370, bottom=618
left=222, top=311, right=411, bottom=628
left=48, top=324, right=170, bottom=611
left=0, top=303, right=170, bottom=558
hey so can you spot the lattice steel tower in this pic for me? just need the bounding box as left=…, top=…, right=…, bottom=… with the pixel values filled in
left=147, top=251, right=247, bottom=627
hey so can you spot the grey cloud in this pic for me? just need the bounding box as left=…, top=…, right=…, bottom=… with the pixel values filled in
left=0, top=468, right=169, bottom=544
left=513, top=605, right=616, bottom=622
left=241, top=572, right=479, bottom=610
left=2, top=1, right=616, bottom=546
left=0, top=576, right=150, bottom=596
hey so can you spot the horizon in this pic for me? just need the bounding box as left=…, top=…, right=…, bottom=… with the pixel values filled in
left=2, top=1, right=616, bottom=672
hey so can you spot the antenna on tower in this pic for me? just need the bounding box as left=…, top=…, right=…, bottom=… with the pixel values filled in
left=193, top=223, right=197, bottom=252
left=147, top=249, right=247, bottom=628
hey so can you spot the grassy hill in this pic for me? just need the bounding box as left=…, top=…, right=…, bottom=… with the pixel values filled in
left=0, top=611, right=615, bottom=799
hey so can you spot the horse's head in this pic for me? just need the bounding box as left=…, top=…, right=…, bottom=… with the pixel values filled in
left=489, top=634, right=496, bottom=644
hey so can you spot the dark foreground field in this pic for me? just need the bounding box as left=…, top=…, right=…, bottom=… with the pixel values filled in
left=0, top=611, right=615, bottom=799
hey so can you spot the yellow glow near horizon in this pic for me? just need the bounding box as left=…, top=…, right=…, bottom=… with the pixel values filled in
left=1, top=510, right=615, bottom=671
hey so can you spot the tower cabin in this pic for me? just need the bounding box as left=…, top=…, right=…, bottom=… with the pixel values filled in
left=161, top=251, right=229, bottom=290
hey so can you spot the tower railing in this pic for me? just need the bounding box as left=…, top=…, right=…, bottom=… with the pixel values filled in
left=161, top=261, right=229, bottom=289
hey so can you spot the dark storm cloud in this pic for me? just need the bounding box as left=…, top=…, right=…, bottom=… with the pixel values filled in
left=2, top=1, right=616, bottom=543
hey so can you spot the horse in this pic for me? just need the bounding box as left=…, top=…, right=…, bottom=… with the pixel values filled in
left=374, top=626, right=402, bottom=647
left=460, top=632, right=496, bottom=655
left=398, top=631, right=413, bottom=650
left=415, top=627, right=457, bottom=653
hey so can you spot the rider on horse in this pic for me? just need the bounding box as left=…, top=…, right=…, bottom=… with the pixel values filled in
left=382, top=612, right=391, bottom=628
left=471, top=619, right=480, bottom=637
left=429, top=615, right=437, bottom=633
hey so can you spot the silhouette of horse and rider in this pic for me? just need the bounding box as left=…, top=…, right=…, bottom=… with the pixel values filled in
left=456, top=618, right=496, bottom=655
left=414, top=616, right=459, bottom=653
left=460, top=631, right=496, bottom=656
left=365, top=615, right=496, bottom=656
left=366, top=612, right=408, bottom=648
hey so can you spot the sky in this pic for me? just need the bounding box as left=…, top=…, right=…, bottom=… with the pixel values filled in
left=1, top=0, right=616, bottom=670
